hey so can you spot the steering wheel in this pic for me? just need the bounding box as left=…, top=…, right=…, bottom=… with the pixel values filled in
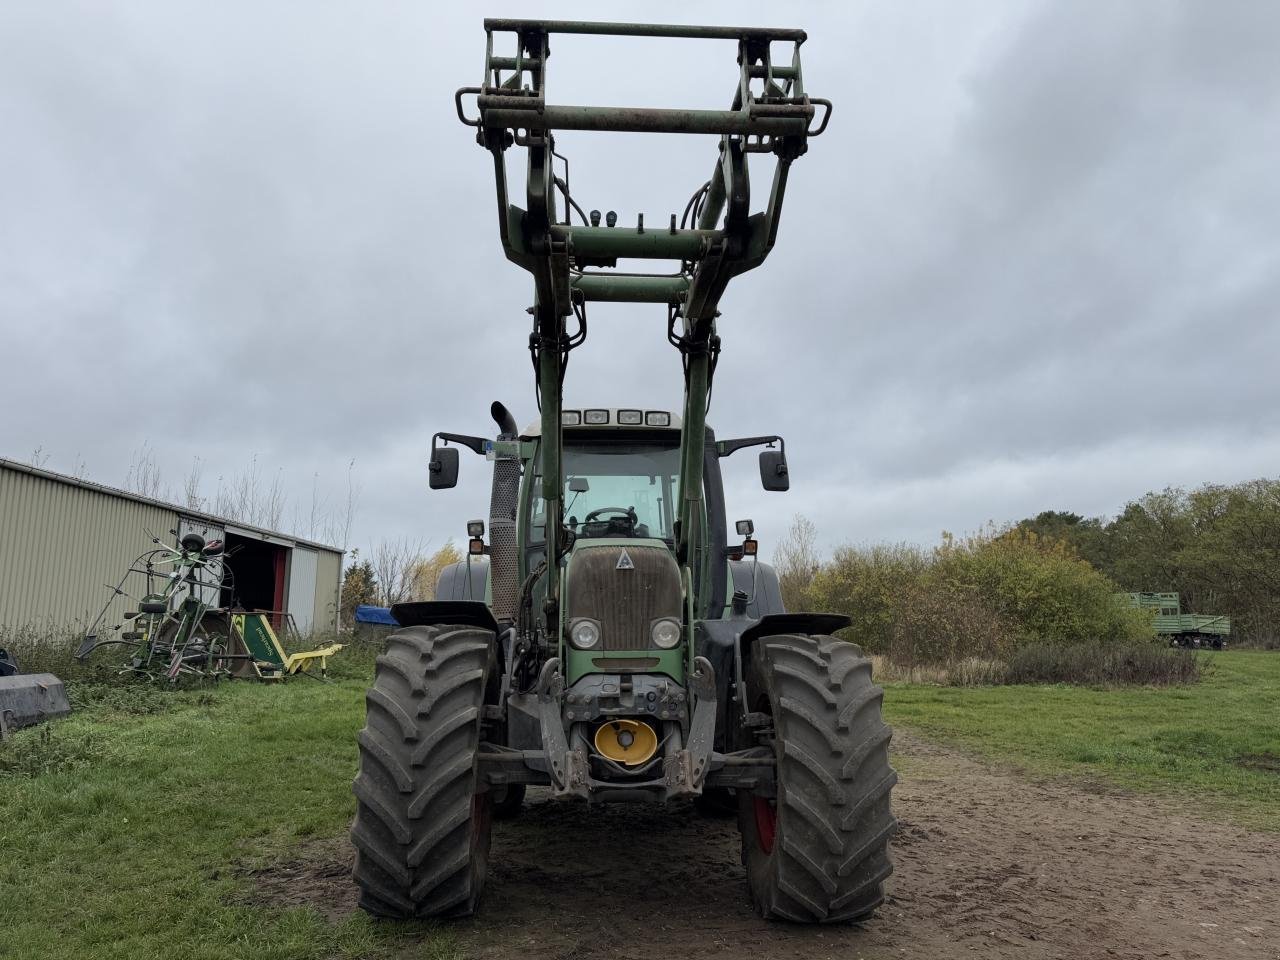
left=584, top=506, right=633, bottom=523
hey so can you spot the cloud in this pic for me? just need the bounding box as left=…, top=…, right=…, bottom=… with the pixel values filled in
left=2, top=0, right=1277, bottom=562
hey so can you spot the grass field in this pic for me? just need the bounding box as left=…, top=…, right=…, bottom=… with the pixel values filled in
left=1, top=650, right=1277, bottom=959
left=0, top=661, right=453, bottom=960
left=884, top=650, right=1280, bottom=829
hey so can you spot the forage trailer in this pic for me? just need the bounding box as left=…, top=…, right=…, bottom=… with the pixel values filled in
left=351, top=19, right=896, bottom=923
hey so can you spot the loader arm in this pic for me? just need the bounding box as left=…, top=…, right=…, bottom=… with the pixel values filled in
left=458, top=18, right=829, bottom=619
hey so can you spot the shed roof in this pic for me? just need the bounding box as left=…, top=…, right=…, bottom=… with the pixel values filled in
left=0, top=457, right=344, bottom=555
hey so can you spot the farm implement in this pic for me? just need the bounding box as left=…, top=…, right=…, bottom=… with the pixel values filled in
left=1121, top=593, right=1232, bottom=650
left=76, top=530, right=342, bottom=681
left=350, top=20, right=896, bottom=924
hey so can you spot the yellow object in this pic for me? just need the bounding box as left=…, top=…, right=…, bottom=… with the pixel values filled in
left=593, top=718, right=658, bottom=766
left=228, top=613, right=344, bottom=681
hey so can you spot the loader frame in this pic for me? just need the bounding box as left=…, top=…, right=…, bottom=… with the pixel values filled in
left=456, top=18, right=829, bottom=636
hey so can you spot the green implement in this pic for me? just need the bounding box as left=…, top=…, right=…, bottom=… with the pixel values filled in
left=226, top=613, right=343, bottom=680
left=1120, top=592, right=1232, bottom=649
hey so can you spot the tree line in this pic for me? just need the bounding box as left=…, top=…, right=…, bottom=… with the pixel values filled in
left=1015, top=477, right=1280, bottom=646
left=776, top=476, right=1280, bottom=653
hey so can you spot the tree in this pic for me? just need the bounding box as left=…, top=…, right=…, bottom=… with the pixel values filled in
left=339, top=550, right=379, bottom=627
left=370, top=538, right=430, bottom=607
left=124, top=442, right=167, bottom=500
left=774, top=514, right=821, bottom=611
left=1014, top=510, right=1111, bottom=571
left=408, top=541, right=464, bottom=600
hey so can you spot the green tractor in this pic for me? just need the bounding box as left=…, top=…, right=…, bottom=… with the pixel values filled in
left=350, top=19, right=896, bottom=923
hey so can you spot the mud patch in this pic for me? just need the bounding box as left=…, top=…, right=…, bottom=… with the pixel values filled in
left=243, top=733, right=1280, bottom=959
left=235, top=835, right=357, bottom=922
left=1235, top=752, right=1280, bottom=774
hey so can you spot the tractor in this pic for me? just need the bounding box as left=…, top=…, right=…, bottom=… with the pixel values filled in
left=350, top=19, right=896, bottom=923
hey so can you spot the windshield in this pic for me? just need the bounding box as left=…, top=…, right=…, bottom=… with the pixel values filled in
left=529, top=442, right=681, bottom=542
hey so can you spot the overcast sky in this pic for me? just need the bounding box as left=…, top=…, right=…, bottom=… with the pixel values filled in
left=2, top=1, right=1278, bottom=562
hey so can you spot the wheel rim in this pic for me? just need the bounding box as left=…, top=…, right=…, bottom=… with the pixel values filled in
left=753, top=796, right=777, bottom=854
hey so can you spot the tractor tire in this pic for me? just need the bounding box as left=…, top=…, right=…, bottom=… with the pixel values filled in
left=739, top=633, right=897, bottom=923
left=350, top=624, right=496, bottom=919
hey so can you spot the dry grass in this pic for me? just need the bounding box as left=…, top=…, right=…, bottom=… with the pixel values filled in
left=870, top=643, right=1204, bottom=688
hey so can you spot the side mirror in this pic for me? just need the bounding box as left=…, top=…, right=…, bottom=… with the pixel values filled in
left=568, top=476, right=590, bottom=493
left=429, top=447, right=460, bottom=490
left=759, top=450, right=789, bottom=492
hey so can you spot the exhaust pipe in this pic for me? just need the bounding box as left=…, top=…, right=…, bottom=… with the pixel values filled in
left=488, top=400, right=521, bottom=623
left=491, top=401, right=518, bottom=439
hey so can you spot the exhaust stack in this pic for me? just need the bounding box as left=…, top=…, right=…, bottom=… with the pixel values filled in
left=487, top=400, right=522, bottom=622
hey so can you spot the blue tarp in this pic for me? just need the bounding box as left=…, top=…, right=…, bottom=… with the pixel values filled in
left=354, top=604, right=398, bottom=626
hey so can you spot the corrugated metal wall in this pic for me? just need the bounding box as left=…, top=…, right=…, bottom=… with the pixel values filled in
left=288, top=547, right=319, bottom=633
left=0, top=464, right=178, bottom=634
left=0, top=461, right=344, bottom=640
left=312, top=548, right=341, bottom=634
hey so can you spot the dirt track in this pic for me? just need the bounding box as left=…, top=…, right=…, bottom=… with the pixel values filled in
left=253, top=731, right=1279, bottom=959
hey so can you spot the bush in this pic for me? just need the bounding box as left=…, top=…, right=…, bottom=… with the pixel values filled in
left=870, top=644, right=1203, bottom=687
left=932, top=528, right=1154, bottom=648
left=805, top=542, right=928, bottom=652
left=796, top=525, right=1176, bottom=686
left=803, top=527, right=1154, bottom=664
left=0, top=625, right=92, bottom=680
left=1002, top=643, right=1204, bottom=687
left=886, top=579, right=1017, bottom=666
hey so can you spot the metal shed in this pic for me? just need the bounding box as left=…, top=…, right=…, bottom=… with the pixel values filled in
left=0, top=458, right=343, bottom=636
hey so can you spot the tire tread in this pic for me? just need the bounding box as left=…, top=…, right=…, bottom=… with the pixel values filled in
left=743, top=633, right=897, bottom=924
left=350, top=625, right=493, bottom=919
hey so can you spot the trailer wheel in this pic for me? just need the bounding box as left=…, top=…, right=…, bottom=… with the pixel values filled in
left=739, top=634, right=897, bottom=923
left=351, top=624, right=495, bottom=919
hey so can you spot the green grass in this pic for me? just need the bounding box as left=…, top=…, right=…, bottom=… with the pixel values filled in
left=3, top=647, right=1277, bottom=958
left=0, top=653, right=459, bottom=960
left=883, top=649, right=1280, bottom=829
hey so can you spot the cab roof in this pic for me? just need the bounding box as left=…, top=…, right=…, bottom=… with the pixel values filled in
left=521, top=408, right=683, bottom=437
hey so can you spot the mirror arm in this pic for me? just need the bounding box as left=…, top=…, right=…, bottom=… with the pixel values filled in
left=432, top=432, right=490, bottom=457
left=716, top=434, right=784, bottom=458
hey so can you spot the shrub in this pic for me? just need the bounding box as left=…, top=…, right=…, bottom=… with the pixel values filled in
left=1002, top=643, right=1204, bottom=687
left=886, top=579, right=1017, bottom=666
left=805, top=542, right=929, bottom=653
left=804, top=527, right=1155, bottom=666
left=0, top=625, right=91, bottom=680
left=932, top=527, right=1154, bottom=648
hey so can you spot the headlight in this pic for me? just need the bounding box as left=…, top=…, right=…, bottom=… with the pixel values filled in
left=650, top=618, right=682, bottom=649
left=569, top=618, right=601, bottom=650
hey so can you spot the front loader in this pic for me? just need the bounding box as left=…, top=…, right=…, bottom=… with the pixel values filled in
left=350, top=19, right=896, bottom=923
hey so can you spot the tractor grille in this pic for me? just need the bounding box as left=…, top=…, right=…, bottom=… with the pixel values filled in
left=565, top=544, right=682, bottom=651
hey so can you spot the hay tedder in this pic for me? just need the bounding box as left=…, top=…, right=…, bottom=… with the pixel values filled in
left=350, top=20, right=896, bottom=923
left=76, top=531, right=341, bottom=682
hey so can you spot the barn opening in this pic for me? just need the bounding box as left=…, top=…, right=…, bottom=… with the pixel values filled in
left=221, top=532, right=286, bottom=626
